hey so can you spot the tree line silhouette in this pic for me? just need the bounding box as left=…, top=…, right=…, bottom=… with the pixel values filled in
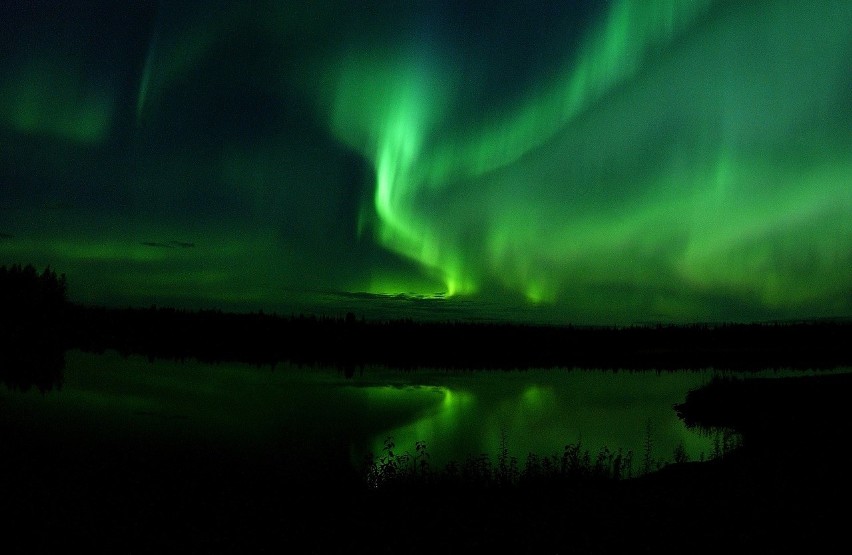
left=1, top=263, right=850, bottom=389
left=65, top=305, right=851, bottom=373
left=0, top=264, right=68, bottom=392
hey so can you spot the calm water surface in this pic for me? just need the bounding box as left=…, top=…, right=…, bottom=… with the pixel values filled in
left=2, top=350, right=829, bottom=481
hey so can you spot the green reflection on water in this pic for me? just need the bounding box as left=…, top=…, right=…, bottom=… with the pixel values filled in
left=4, top=352, right=836, bottom=479
left=355, top=369, right=723, bottom=470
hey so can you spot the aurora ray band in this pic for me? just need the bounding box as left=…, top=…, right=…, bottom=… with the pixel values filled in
left=326, top=0, right=851, bottom=317
left=0, top=0, right=849, bottom=324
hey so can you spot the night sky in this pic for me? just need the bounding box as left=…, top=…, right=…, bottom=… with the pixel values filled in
left=1, top=0, right=849, bottom=325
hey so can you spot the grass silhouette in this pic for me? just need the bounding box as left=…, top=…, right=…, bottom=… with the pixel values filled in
left=361, top=425, right=742, bottom=491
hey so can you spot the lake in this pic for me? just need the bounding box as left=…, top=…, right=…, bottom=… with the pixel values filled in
left=5, top=349, right=828, bottom=488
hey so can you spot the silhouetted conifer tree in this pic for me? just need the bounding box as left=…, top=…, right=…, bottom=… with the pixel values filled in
left=0, top=264, right=68, bottom=391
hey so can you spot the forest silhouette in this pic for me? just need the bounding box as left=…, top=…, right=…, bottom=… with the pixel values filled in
left=0, top=263, right=67, bottom=392
left=3, top=263, right=849, bottom=383
left=68, top=303, right=851, bottom=372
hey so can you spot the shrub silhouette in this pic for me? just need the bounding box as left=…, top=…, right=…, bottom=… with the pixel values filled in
left=363, top=433, right=646, bottom=491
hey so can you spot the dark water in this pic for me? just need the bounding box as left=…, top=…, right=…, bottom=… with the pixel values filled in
left=2, top=350, right=834, bottom=483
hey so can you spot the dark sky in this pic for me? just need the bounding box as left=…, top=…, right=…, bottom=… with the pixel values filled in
left=1, top=0, right=850, bottom=324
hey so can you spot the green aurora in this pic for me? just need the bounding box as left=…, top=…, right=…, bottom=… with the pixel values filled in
left=1, top=0, right=849, bottom=324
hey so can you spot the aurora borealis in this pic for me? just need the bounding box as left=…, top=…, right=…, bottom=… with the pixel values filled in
left=1, top=0, right=850, bottom=324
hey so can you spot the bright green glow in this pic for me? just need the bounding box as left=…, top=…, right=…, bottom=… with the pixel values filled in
left=2, top=1, right=848, bottom=323
left=0, top=60, right=113, bottom=143
left=326, top=50, right=475, bottom=296
left=328, top=1, right=714, bottom=296
left=326, top=0, right=851, bottom=320
left=362, top=275, right=447, bottom=300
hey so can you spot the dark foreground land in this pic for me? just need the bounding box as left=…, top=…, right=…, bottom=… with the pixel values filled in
left=2, top=264, right=851, bottom=552
left=2, top=370, right=851, bottom=554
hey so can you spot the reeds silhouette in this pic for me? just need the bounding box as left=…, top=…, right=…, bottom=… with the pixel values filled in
left=363, top=422, right=745, bottom=492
